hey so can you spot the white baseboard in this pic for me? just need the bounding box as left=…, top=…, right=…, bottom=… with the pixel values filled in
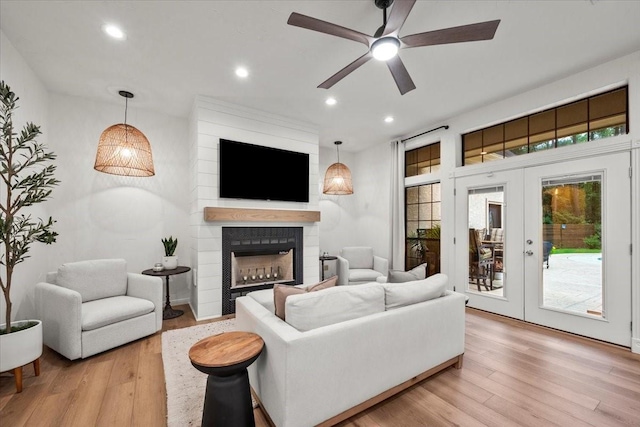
left=632, top=337, right=640, bottom=354
left=171, top=297, right=190, bottom=306
left=185, top=301, right=226, bottom=322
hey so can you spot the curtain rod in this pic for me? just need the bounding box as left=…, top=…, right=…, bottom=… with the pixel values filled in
left=401, top=125, right=449, bottom=143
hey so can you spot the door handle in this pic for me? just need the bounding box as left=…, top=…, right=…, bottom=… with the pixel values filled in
left=525, top=250, right=534, bottom=256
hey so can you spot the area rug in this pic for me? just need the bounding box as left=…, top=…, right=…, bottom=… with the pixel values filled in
left=161, top=318, right=257, bottom=427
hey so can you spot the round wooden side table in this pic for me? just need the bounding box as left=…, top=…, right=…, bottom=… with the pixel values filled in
left=189, top=331, right=264, bottom=427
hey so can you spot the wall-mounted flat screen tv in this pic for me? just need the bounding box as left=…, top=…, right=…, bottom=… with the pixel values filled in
left=219, top=139, right=309, bottom=203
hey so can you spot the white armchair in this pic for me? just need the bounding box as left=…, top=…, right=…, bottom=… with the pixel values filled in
left=35, top=259, right=163, bottom=360
left=336, top=246, right=388, bottom=285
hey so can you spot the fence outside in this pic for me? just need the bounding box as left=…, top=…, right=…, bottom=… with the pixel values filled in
left=543, top=224, right=596, bottom=249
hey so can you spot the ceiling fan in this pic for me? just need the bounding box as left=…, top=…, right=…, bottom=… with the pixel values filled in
left=287, top=0, right=500, bottom=95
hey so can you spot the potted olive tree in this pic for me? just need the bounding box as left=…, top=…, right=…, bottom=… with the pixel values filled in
left=0, top=81, right=59, bottom=392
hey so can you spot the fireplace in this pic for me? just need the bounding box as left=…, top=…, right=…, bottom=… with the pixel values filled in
left=222, top=226, right=303, bottom=314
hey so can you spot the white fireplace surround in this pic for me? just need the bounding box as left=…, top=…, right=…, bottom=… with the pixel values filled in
left=189, top=97, right=321, bottom=320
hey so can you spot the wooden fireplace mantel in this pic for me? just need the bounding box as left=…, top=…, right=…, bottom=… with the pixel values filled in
left=204, top=207, right=320, bottom=223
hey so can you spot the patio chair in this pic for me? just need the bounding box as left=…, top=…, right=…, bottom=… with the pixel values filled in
left=469, top=229, right=495, bottom=291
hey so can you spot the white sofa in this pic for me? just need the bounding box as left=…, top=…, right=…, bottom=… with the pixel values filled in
left=35, top=259, right=163, bottom=360
left=235, top=274, right=465, bottom=427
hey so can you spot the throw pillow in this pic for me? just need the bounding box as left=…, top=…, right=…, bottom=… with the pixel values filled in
left=387, top=263, right=427, bottom=283
left=383, top=273, right=448, bottom=310
left=273, top=275, right=338, bottom=320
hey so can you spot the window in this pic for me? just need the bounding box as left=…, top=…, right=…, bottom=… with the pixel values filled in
left=405, top=183, right=441, bottom=275
left=462, top=86, right=628, bottom=165
left=405, top=142, right=440, bottom=177
left=404, top=143, right=442, bottom=274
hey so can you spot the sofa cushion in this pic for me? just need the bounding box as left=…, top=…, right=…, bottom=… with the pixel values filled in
left=341, top=247, right=374, bottom=269
left=387, top=263, right=427, bottom=283
left=81, top=295, right=155, bottom=331
left=383, top=273, right=448, bottom=310
left=479, top=247, right=493, bottom=260
left=285, top=282, right=384, bottom=331
left=57, top=259, right=128, bottom=302
left=273, top=276, right=337, bottom=320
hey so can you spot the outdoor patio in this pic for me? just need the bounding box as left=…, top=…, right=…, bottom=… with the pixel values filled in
left=469, top=253, right=603, bottom=316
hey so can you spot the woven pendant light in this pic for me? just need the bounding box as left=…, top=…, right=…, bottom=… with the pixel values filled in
left=94, top=90, right=155, bottom=177
left=323, top=141, right=353, bottom=195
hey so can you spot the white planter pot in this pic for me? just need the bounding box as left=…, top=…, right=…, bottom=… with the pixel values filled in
left=162, top=256, right=178, bottom=270
left=0, top=319, right=43, bottom=372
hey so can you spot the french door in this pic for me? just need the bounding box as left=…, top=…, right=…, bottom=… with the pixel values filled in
left=523, top=152, right=631, bottom=346
left=454, top=169, right=524, bottom=319
left=456, top=151, right=632, bottom=346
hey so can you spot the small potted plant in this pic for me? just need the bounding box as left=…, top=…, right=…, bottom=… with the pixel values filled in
left=1, top=80, right=59, bottom=392
left=162, top=236, right=178, bottom=270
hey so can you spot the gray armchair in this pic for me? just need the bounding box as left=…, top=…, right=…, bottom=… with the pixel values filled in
left=336, top=246, right=388, bottom=285
left=35, top=259, right=163, bottom=360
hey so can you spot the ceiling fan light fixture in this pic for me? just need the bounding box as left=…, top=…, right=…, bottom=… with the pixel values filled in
left=371, top=37, right=400, bottom=61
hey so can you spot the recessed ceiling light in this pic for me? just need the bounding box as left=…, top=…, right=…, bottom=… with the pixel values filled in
left=103, top=24, right=126, bottom=40
left=384, top=116, right=394, bottom=123
left=325, top=97, right=337, bottom=106
left=235, top=67, right=249, bottom=78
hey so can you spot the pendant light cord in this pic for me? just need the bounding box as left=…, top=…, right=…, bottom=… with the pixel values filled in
left=123, top=95, right=129, bottom=146
left=124, top=96, right=128, bottom=126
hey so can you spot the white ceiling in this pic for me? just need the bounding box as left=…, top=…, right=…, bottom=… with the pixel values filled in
left=1, top=1, right=639, bottom=152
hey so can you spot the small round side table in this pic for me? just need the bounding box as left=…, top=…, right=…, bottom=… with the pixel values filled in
left=141, top=266, right=190, bottom=319
left=319, top=255, right=337, bottom=280
left=189, top=331, right=264, bottom=427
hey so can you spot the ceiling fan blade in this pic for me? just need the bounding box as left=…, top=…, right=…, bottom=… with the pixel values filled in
left=318, top=51, right=373, bottom=89
left=401, top=19, right=501, bottom=48
left=383, top=0, right=417, bottom=36
left=386, top=55, right=416, bottom=95
left=288, top=12, right=373, bottom=46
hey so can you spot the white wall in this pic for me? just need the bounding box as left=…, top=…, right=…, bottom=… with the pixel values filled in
left=318, top=142, right=392, bottom=278
left=190, top=97, right=320, bottom=320
left=1, top=30, right=191, bottom=325
left=0, top=31, right=50, bottom=323
left=318, top=147, right=356, bottom=250
left=46, top=93, right=191, bottom=302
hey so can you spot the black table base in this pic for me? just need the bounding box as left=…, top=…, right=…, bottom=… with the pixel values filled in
left=141, top=266, right=191, bottom=320
left=163, top=306, right=184, bottom=319
left=201, top=370, right=255, bottom=427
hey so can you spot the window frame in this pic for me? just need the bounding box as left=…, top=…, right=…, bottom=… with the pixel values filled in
left=462, top=86, right=629, bottom=166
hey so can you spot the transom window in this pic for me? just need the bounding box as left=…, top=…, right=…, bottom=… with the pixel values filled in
left=462, top=86, right=628, bottom=165
left=405, top=142, right=440, bottom=177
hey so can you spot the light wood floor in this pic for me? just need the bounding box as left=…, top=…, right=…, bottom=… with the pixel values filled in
left=1, top=305, right=639, bottom=426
